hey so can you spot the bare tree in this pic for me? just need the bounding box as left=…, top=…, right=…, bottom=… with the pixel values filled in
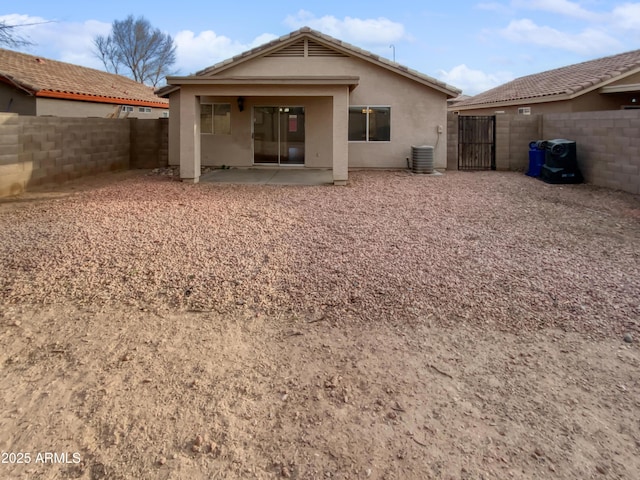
left=0, top=20, right=34, bottom=48
left=94, top=15, right=176, bottom=86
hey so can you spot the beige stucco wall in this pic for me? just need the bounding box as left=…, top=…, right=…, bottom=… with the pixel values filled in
left=220, top=55, right=449, bottom=169
left=0, top=83, right=36, bottom=115
left=169, top=83, right=350, bottom=170
left=168, top=91, right=181, bottom=166
left=194, top=95, right=333, bottom=168
left=36, top=97, right=168, bottom=118
left=168, top=53, right=451, bottom=170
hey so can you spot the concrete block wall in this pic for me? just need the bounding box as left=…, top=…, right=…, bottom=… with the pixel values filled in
left=543, top=110, right=640, bottom=194
left=0, top=114, right=168, bottom=198
left=22, top=117, right=130, bottom=190
left=497, top=114, right=542, bottom=171
left=446, top=112, right=458, bottom=170
left=130, top=118, right=169, bottom=169
left=448, top=110, right=638, bottom=195
left=494, top=115, right=510, bottom=170
left=0, top=114, right=24, bottom=197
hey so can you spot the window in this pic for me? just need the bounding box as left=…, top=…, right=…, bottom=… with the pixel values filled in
left=201, top=103, right=231, bottom=134
left=138, top=107, right=151, bottom=113
left=161, top=112, right=169, bottom=118
left=518, top=107, right=531, bottom=115
left=349, top=106, right=390, bottom=142
left=121, top=106, right=134, bottom=112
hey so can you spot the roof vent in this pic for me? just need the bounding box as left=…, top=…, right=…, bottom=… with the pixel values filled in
left=307, top=40, right=346, bottom=57
left=36, top=58, right=45, bottom=64
left=267, top=40, right=305, bottom=57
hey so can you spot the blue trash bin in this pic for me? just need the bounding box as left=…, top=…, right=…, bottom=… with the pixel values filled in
left=527, top=140, right=546, bottom=177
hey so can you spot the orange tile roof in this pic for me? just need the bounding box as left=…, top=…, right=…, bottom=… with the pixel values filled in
left=0, top=48, right=168, bottom=108
left=454, top=49, right=640, bottom=108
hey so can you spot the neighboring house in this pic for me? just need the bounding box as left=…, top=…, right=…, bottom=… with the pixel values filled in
left=0, top=48, right=168, bottom=118
left=451, top=49, right=640, bottom=115
left=158, top=27, right=460, bottom=185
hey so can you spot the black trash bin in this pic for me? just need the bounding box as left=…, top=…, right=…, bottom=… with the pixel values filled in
left=540, top=139, right=583, bottom=184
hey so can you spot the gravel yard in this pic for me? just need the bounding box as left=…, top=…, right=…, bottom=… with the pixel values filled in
left=1, top=170, right=639, bottom=479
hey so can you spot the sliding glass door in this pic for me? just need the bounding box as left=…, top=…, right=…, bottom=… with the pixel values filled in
left=253, top=106, right=305, bottom=165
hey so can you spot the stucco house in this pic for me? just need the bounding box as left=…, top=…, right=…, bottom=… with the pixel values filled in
left=159, top=27, right=460, bottom=185
left=0, top=48, right=168, bottom=118
left=451, top=49, right=640, bottom=115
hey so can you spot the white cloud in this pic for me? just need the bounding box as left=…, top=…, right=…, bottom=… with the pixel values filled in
left=250, top=33, right=279, bottom=49
left=437, top=64, right=514, bottom=95
left=1, top=13, right=278, bottom=77
left=1, top=14, right=110, bottom=70
left=511, top=0, right=599, bottom=21
left=500, top=18, right=622, bottom=55
left=283, top=10, right=405, bottom=45
left=611, top=3, right=640, bottom=30
left=174, top=30, right=278, bottom=75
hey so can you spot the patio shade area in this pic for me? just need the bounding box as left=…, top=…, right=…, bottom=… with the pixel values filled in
left=200, top=168, right=333, bottom=185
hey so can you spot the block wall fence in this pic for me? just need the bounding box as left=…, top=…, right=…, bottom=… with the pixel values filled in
left=1, top=112, right=637, bottom=197
left=0, top=114, right=168, bottom=198
left=448, top=110, right=640, bottom=195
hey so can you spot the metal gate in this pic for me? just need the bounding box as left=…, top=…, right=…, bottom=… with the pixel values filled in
left=458, top=115, right=496, bottom=170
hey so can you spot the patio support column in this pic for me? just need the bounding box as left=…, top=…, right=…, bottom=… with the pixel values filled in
left=332, top=87, right=349, bottom=185
left=179, top=92, right=201, bottom=183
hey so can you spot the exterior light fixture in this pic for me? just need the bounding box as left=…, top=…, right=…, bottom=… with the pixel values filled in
left=237, top=97, right=245, bottom=111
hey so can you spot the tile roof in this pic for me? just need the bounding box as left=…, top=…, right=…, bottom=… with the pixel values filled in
left=454, top=49, right=640, bottom=108
left=162, top=27, right=461, bottom=98
left=0, top=48, right=168, bottom=108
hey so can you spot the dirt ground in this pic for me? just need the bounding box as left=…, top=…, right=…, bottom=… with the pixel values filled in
left=1, top=170, right=639, bottom=479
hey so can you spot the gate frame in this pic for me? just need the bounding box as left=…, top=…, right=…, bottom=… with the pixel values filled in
left=457, top=115, right=496, bottom=171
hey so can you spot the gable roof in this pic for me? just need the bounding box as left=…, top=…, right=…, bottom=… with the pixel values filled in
left=453, top=49, right=640, bottom=109
left=161, top=27, right=461, bottom=98
left=0, top=48, right=168, bottom=108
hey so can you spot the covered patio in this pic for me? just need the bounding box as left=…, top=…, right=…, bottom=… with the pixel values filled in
left=164, top=77, right=359, bottom=186
left=200, top=167, right=333, bottom=186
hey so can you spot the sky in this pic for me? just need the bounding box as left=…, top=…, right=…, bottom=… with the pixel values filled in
left=2, top=1, right=640, bottom=95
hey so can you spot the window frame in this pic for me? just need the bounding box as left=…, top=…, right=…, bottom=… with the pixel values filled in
left=348, top=105, right=391, bottom=143
left=200, top=102, right=231, bottom=135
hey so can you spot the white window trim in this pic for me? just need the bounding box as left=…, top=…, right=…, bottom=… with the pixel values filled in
left=518, top=106, right=532, bottom=115
left=348, top=105, right=391, bottom=143
left=201, top=102, right=231, bottom=135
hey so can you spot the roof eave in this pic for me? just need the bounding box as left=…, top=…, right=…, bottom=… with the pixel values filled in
left=600, top=83, right=640, bottom=94
left=165, top=75, right=360, bottom=86
left=156, top=85, right=179, bottom=97
left=451, top=93, right=574, bottom=111
left=0, top=74, right=38, bottom=96
left=35, top=90, right=168, bottom=108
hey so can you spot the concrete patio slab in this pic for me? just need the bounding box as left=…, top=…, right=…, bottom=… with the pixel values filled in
left=200, top=168, right=334, bottom=186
